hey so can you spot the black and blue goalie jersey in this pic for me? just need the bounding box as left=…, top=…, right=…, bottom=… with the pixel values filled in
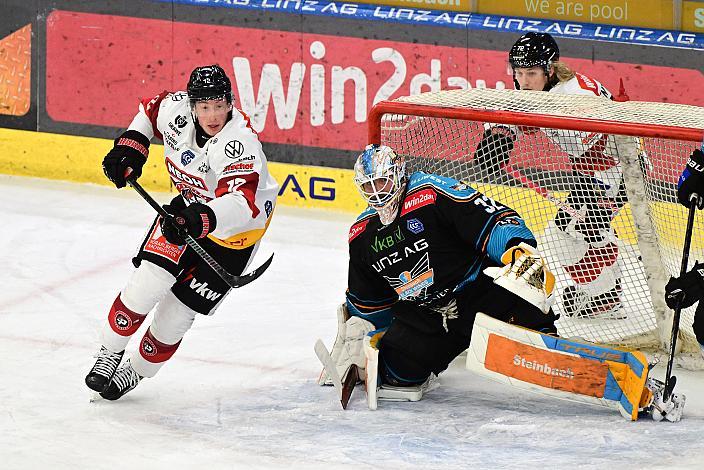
left=346, top=172, right=536, bottom=329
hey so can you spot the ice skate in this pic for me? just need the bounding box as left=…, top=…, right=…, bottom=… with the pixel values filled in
left=85, top=346, right=125, bottom=393
left=99, top=359, right=143, bottom=401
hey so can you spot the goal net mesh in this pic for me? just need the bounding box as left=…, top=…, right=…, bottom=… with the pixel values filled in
left=371, top=88, right=704, bottom=361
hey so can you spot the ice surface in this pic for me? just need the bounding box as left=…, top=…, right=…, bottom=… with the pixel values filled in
left=1, top=175, right=703, bottom=469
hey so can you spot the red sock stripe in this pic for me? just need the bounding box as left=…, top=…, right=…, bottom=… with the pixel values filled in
left=117, top=137, right=149, bottom=158
left=108, top=294, right=147, bottom=337
left=139, top=328, right=182, bottom=364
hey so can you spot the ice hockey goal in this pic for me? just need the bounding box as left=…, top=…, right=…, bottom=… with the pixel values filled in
left=368, top=88, right=704, bottom=362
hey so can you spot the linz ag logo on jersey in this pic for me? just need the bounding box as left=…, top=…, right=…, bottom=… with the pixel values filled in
left=400, top=188, right=436, bottom=216
left=181, top=150, right=196, bottom=166
left=225, top=140, right=245, bottom=159
left=166, top=158, right=206, bottom=189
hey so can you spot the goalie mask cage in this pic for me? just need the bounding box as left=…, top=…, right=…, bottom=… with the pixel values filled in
left=368, top=88, right=704, bottom=363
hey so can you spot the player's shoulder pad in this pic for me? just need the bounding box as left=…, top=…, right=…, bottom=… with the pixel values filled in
left=348, top=209, right=376, bottom=244
left=406, top=171, right=477, bottom=199
left=208, top=115, right=263, bottom=162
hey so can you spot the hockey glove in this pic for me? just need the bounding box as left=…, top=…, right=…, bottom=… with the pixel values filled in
left=474, top=126, right=515, bottom=175
left=102, top=130, right=150, bottom=188
left=664, top=262, right=704, bottom=310
left=677, top=148, right=704, bottom=209
left=160, top=202, right=217, bottom=246
left=483, top=242, right=556, bottom=314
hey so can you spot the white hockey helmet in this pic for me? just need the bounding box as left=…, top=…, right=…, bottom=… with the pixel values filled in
left=353, top=144, right=407, bottom=225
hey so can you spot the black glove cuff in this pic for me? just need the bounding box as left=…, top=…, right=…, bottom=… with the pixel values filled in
left=115, top=130, right=151, bottom=159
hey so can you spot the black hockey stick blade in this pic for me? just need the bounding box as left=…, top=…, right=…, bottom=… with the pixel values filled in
left=315, top=339, right=359, bottom=409
left=230, top=253, right=274, bottom=288
left=340, top=365, right=359, bottom=410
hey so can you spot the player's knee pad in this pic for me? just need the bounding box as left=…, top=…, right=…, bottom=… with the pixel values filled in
left=150, top=290, right=198, bottom=345
left=132, top=327, right=182, bottom=378
left=121, top=260, right=176, bottom=314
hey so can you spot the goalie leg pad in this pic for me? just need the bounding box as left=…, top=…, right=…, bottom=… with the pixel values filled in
left=319, top=304, right=374, bottom=386
left=466, top=312, right=651, bottom=420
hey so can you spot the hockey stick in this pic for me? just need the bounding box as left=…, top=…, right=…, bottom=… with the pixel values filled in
left=314, top=339, right=358, bottom=409
left=663, top=192, right=700, bottom=401
left=126, top=177, right=273, bottom=289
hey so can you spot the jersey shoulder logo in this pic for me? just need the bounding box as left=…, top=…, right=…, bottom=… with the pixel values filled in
left=349, top=218, right=370, bottom=243
left=225, top=140, right=245, bottom=159
left=400, top=187, right=436, bottom=217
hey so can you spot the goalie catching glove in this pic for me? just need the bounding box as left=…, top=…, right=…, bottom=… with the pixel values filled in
left=483, top=242, right=556, bottom=314
left=318, top=304, right=374, bottom=386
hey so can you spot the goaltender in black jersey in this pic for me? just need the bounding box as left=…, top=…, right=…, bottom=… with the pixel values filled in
left=318, top=144, right=684, bottom=422
left=320, top=144, right=557, bottom=396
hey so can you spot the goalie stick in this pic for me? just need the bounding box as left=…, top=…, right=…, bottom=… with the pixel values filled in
left=314, top=339, right=358, bottom=409
left=127, top=177, right=273, bottom=289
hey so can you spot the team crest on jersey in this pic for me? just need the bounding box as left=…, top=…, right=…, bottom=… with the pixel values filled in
left=384, top=252, right=434, bottom=300
left=181, top=150, right=196, bottom=166
left=225, top=140, right=245, bottom=159
left=407, top=218, right=424, bottom=234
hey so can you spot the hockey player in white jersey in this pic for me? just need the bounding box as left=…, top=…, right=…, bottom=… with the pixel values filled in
left=85, top=64, right=278, bottom=400
left=475, top=32, right=627, bottom=320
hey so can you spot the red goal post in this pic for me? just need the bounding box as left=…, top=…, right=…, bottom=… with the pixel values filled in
left=368, top=88, right=704, bottom=362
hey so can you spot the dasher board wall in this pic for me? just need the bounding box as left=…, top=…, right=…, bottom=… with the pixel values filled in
left=0, top=0, right=702, bottom=212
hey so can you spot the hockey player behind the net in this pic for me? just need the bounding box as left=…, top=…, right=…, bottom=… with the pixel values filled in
left=321, top=143, right=558, bottom=400
left=320, top=144, right=683, bottom=421
left=475, top=32, right=628, bottom=320
left=84, top=64, right=278, bottom=400
left=665, top=147, right=704, bottom=354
